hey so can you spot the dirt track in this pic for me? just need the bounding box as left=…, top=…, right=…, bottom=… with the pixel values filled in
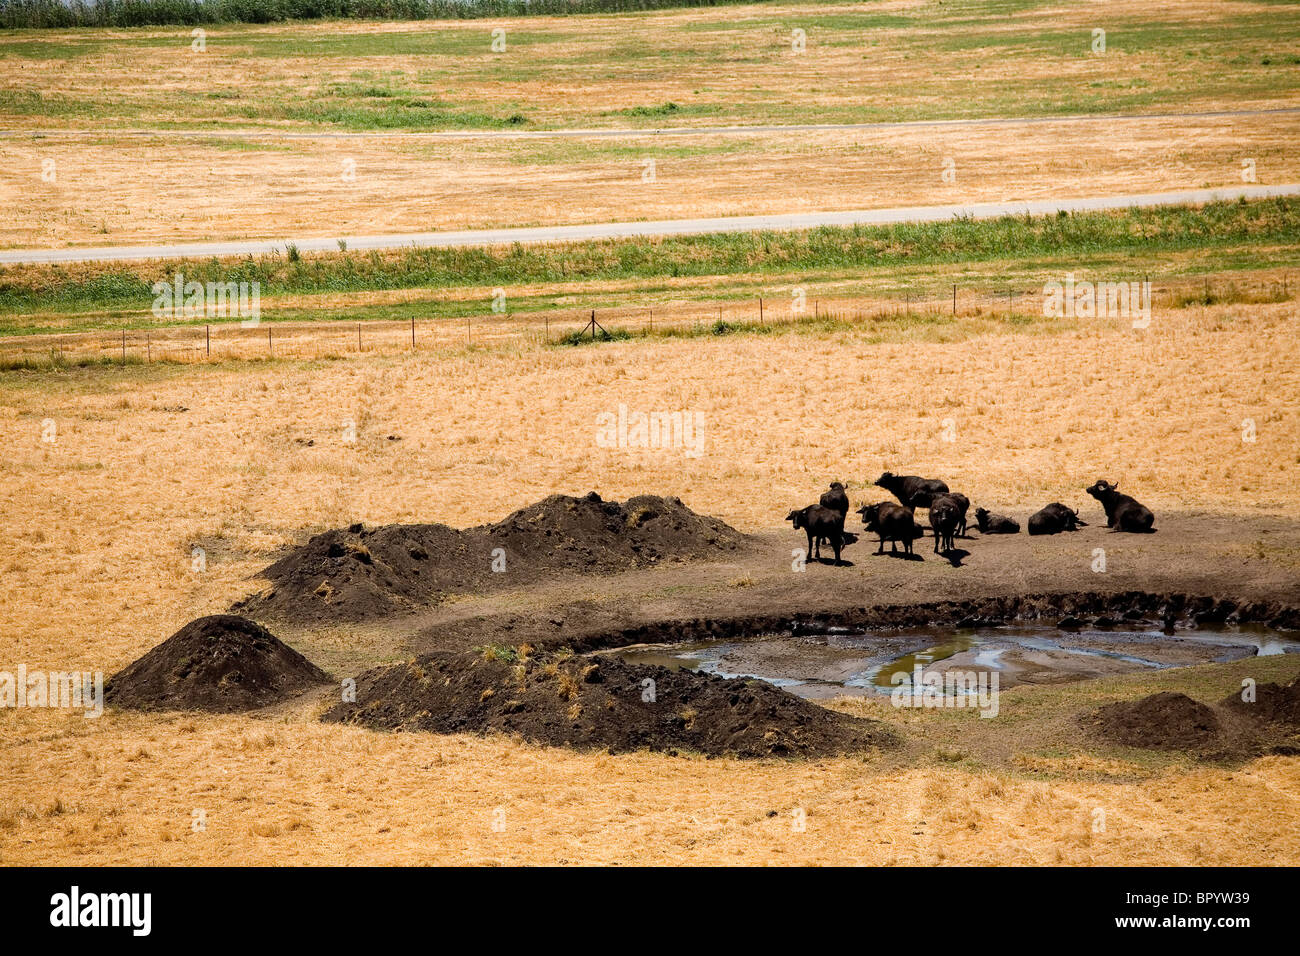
left=261, top=511, right=1300, bottom=665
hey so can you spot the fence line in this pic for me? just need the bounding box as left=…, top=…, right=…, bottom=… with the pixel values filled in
left=0, top=272, right=1288, bottom=369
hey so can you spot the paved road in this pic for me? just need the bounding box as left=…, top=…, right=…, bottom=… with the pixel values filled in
left=2, top=106, right=1296, bottom=141
left=3, top=184, right=1296, bottom=266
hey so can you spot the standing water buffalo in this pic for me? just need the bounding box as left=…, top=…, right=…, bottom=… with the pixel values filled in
left=1027, top=502, right=1087, bottom=535
left=928, top=496, right=962, bottom=553
left=814, top=481, right=850, bottom=552
left=857, top=501, right=920, bottom=556
left=974, top=507, right=1020, bottom=534
left=787, top=504, right=848, bottom=565
left=934, top=492, right=970, bottom=536
left=819, top=481, right=849, bottom=516
left=1086, top=480, right=1155, bottom=532
left=874, top=471, right=950, bottom=509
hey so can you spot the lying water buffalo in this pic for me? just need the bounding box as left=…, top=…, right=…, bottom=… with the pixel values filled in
left=974, top=507, right=1020, bottom=534
left=929, top=496, right=962, bottom=553
left=787, top=504, right=849, bottom=565
left=857, top=500, right=920, bottom=556
left=874, top=471, right=949, bottom=509
left=1086, top=479, right=1155, bottom=533
left=1027, top=502, right=1086, bottom=535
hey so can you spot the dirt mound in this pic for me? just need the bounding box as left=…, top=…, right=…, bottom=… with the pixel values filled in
left=322, top=649, right=892, bottom=759
left=1083, top=692, right=1223, bottom=750
left=105, top=615, right=332, bottom=713
left=237, top=493, right=748, bottom=623
left=1219, top=677, right=1300, bottom=727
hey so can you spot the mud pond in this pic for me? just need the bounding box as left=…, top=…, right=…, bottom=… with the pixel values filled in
left=604, top=624, right=1300, bottom=699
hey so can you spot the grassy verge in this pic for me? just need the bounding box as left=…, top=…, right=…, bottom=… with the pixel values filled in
left=2, top=197, right=1297, bottom=336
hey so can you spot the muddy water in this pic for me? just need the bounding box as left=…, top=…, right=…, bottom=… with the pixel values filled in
left=606, top=625, right=1300, bottom=700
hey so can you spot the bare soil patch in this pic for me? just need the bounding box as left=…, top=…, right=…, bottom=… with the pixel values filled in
left=1084, top=692, right=1225, bottom=751
left=104, top=614, right=331, bottom=713
left=236, top=492, right=749, bottom=624
left=1083, top=677, right=1300, bottom=759
left=1220, top=677, right=1300, bottom=731
left=322, top=648, right=893, bottom=759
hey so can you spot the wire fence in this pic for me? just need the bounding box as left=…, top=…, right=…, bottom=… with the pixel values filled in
left=0, top=273, right=1290, bottom=369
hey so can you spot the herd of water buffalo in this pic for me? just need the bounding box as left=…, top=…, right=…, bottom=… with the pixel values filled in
left=786, top=472, right=1156, bottom=565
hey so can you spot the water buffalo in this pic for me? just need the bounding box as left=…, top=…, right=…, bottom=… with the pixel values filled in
left=874, top=471, right=949, bottom=509
left=933, top=492, right=970, bottom=536
left=974, top=507, right=1020, bottom=534
left=929, top=496, right=962, bottom=553
left=811, top=482, right=850, bottom=552
left=857, top=500, right=918, bottom=556
left=1085, top=480, right=1155, bottom=533
left=787, top=504, right=848, bottom=565
left=1027, top=502, right=1087, bottom=535
left=819, top=481, right=849, bottom=516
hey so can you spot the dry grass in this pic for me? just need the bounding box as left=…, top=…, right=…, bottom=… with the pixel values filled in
left=2, top=0, right=1299, bottom=863
left=2, top=0, right=1297, bottom=247
left=3, top=709, right=1297, bottom=865
left=2, top=299, right=1297, bottom=670
left=1, top=299, right=1298, bottom=864
left=2, top=113, right=1296, bottom=249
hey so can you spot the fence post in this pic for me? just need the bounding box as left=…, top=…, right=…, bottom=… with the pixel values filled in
left=268, top=327, right=272, bottom=357
left=411, top=315, right=415, bottom=348
left=952, top=283, right=956, bottom=315
left=147, top=334, right=151, bottom=363
left=205, top=325, right=210, bottom=357
left=121, top=330, right=126, bottom=363
left=759, top=297, right=763, bottom=325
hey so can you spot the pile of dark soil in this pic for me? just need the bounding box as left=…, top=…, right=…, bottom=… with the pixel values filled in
left=236, top=493, right=748, bottom=623
left=1083, top=692, right=1223, bottom=750
left=321, top=649, right=892, bottom=758
left=105, top=615, right=331, bottom=713
left=1219, top=677, right=1300, bottom=728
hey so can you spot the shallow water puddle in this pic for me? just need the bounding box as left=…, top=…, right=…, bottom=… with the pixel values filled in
left=607, top=625, right=1300, bottom=699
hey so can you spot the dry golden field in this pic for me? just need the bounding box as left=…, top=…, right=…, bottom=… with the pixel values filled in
left=2, top=294, right=1298, bottom=865
left=2, top=0, right=1299, bottom=868
left=2, top=0, right=1297, bottom=248
left=3, top=113, right=1295, bottom=249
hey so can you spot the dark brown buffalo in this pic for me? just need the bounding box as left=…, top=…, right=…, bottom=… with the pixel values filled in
left=787, top=504, right=848, bottom=565
left=974, top=507, right=1020, bottom=534
left=856, top=500, right=919, bottom=556
left=874, top=471, right=949, bottom=509
left=819, top=481, right=849, bottom=516
left=933, top=492, right=970, bottom=536
left=929, top=496, right=962, bottom=553
left=1085, top=480, right=1155, bottom=533
left=1027, top=502, right=1086, bottom=535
